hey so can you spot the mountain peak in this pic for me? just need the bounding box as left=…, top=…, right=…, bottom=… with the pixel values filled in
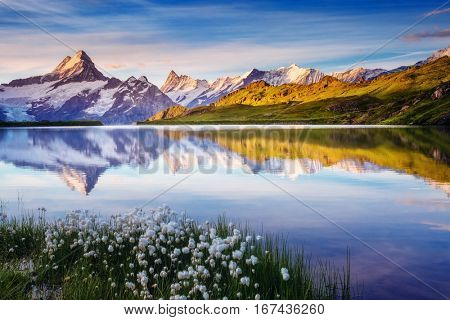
left=331, top=67, right=386, bottom=83
left=48, top=50, right=107, bottom=84
left=5, top=50, right=107, bottom=87
left=161, top=70, right=181, bottom=92
left=168, top=70, right=178, bottom=78
left=138, top=76, right=149, bottom=83
left=160, top=70, right=203, bottom=93
left=52, top=50, right=93, bottom=74
left=425, top=45, right=450, bottom=63
left=73, top=50, right=92, bottom=62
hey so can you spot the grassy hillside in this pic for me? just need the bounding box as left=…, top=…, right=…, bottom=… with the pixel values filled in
left=143, top=57, right=450, bottom=125
left=147, top=105, right=188, bottom=121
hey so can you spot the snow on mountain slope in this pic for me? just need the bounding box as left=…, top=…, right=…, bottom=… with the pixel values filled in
left=262, top=64, right=324, bottom=85
left=0, top=51, right=175, bottom=123
left=369, top=46, right=450, bottom=80
left=161, top=71, right=210, bottom=106
left=331, top=67, right=386, bottom=83
left=161, top=65, right=324, bottom=108
left=425, top=45, right=450, bottom=63
left=84, top=86, right=118, bottom=116
left=330, top=46, right=449, bottom=83
left=101, top=76, right=174, bottom=124
left=189, top=74, right=246, bottom=107
left=2, top=45, right=448, bottom=122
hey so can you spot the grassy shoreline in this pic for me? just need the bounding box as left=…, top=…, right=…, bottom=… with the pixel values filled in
left=0, top=120, right=103, bottom=127
left=0, top=208, right=354, bottom=300
left=137, top=119, right=344, bottom=125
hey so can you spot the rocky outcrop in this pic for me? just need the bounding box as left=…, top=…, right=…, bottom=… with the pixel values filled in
left=148, top=105, right=189, bottom=121
left=101, top=76, right=174, bottom=124
left=331, top=67, right=386, bottom=83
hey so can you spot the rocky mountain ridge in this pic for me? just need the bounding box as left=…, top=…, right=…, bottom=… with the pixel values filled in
left=1, top=46, right=448, bottom=124
left=0, top=51, right=173, bottom=124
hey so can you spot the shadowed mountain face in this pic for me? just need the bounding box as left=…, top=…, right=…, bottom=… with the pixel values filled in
left=0, top=127, right=448, bottom=196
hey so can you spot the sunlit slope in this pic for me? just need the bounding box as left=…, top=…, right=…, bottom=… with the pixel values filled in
left=146, top=57, right=450, bottom=125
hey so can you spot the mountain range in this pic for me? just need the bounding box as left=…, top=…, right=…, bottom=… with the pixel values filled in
left=0, top=46, right=449, bottom=124
left=148, top=48, right=450, bottom=125
left=160, top=64, right=325, bottom=107
left=0, top=51, right=173, bottom=124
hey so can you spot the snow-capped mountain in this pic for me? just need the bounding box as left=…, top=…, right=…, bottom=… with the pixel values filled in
left=1, top=45, right=448, bottom=123
left=160, top=71, right=210, bottom=106
left=0, top=51, right=174, bottom=124
left=6, top=50, right=108, bottom=88
left=334, top=46, right=450, bottom=82
left=424, top=45, right=450, bottom=63
left=186, top=72, right=250, bottom=107
left=101, top=76, right=174, bottom=124
left=161, top=64, right=324, bottom=107
left=261, top=64, right=324, bottom=86
left=331, top=67, right=387, bottom=83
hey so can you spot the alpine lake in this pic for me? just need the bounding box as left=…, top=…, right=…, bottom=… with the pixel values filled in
left=0, top=125, right=449, bottom=299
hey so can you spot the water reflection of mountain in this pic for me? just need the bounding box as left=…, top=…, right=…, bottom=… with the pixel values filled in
left=0, top=127, right=448, bottom=195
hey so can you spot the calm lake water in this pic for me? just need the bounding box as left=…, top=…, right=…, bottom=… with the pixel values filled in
left=0, top=125, right=449, bottom=299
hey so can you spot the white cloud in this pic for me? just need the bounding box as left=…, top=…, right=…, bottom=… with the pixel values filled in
left=0, top=0, right=446, bottom=84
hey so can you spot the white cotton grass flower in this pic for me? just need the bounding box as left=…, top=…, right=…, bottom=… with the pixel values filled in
left=281, top=268, right=290, bottom=281
left=38, top=205, right=289, bottom=300
left=240, top=276, right=250, bottom=286
left=125, top=282, right=135, bottom=290
left=232, top=250, right=243, bottom=260
left=182, top=247, right=190, bottom=254
left=246, top=255, right=258, bottom=266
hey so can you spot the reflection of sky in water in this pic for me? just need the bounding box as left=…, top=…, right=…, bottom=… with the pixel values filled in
left=0, top=126, right=449, bottom=299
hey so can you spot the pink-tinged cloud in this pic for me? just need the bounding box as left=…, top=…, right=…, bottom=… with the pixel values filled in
left=424, top=7, right=450, bottom=17
left=106, top=63, right=126, bottom=69
left=403, top=28, right=450, bottom=42
left=422, top=221, right=450, bottom=232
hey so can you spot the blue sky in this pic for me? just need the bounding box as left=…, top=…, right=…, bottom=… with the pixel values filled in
left=0, top=0, right=449, bottom=85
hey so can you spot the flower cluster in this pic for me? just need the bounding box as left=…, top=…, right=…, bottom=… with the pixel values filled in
left=42, top=206, right=267, bottom=300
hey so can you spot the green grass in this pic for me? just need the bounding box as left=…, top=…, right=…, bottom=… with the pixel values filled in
left=0, top=264, right=31, bottom=299
left=0, top=212, right=355, bottom=300
left=140, top=93, right=449, bottom=125
left=0, top=214, right=45, bottom=263
left=140, top=58, right=450, bottom=125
